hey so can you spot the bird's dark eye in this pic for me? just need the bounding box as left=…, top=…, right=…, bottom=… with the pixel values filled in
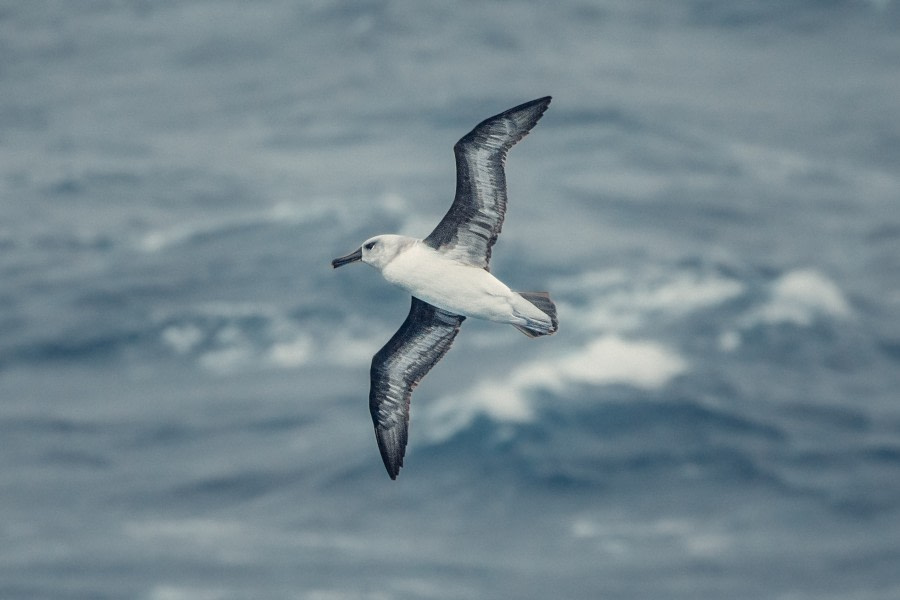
left=364, top=241, right=376, bottom=250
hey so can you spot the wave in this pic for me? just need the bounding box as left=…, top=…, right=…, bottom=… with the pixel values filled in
left=154, top=302, right=386, bottom=374
left=415, top=390, right=900, bottom=514
left=414, top=393, right=790, bottom=487
left=138, top=200, right=350, bottom=253
left=552, top=267, right=745, bottom=333
left=742, top=269, right=851, bottom=327
left=421, top=335, right=688, bottom=443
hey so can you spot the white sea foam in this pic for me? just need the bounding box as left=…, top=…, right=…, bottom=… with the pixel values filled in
left=639, top=273, right=745, bottom=314
left=422, top=335, right=687, bottom=442
left=746, top=269, right=850, bottom=327
left=155, top=302, right=331, bottom=372
left=160, top=324, right=204, bottom=354
left=140, top=191, right=419, bottom=254
left=554, top=268, right=744, bottom=333
left=322, top=330, right=386, bottom=367
left=180, top=321, right=378, bottom=373
left=266, top=335, right=314, bottom=368
left=138, top=200, right=345, bottom=253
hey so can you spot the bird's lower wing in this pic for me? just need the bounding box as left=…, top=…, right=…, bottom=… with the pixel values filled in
left=424, top=96, right=551, bottom=269
left=369, top=297, right=465, bottom=479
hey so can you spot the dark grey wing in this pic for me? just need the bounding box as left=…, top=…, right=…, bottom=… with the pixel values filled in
left=423, top=96, right=551, bottom=269
left=369, top=297, right=465, bottom=479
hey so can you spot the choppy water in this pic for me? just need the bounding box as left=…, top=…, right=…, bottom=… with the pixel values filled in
left=2, top=1, right=900, bottom=598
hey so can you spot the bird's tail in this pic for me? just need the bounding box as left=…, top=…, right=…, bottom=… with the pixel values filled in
left=512, top=292, right=558, bottom=338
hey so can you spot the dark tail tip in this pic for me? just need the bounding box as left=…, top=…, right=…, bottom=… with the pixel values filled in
left=515, top=292, right=558, bottom=337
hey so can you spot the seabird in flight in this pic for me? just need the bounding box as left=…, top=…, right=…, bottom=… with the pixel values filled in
left=332, top=97, right=557, bottom=479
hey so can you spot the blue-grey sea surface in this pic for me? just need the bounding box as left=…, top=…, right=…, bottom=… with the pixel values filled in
left=2, top=1, right=900, bottom=598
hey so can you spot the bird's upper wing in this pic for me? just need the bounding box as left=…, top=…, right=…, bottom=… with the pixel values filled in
left=423, top=96, right=551, bottom=269
left=369, top=296, right=465, bottom=479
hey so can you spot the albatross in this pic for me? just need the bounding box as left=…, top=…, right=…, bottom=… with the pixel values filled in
left=331, top=97, right=557, bottom=479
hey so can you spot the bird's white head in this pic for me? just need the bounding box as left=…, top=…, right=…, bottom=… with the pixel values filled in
left=331, top=234, right=415, bottom=271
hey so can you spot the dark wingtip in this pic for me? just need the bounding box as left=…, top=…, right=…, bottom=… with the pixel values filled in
left=520, top=96, right=551, bottom=107
left=376, top=426, right=406, bottom=480
left=499, top=96, right=553, bottom=143
left=507, top=96, right=551, bottom=118
left=384, top=457, right=402, bottom=480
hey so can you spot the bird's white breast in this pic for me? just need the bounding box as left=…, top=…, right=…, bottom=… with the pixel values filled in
left=381, top=242, right=515, bottom=321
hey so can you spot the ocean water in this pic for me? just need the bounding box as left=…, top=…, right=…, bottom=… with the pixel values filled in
left=2, top=1, right=900, bottom=598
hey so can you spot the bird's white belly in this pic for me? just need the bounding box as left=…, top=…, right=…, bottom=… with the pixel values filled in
left=382, top=245, right=515, bottom=322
